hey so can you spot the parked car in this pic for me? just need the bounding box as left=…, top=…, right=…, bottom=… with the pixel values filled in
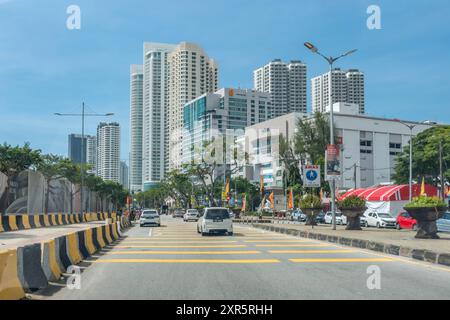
left=437, top=212, right=450, bottom=233
left=139, top=209, right=161, bottom=227
left=364, top=212, right=396, bottom=228
left=396, top=212, right=418, bottom=230
left=184, top=209, right=200, bottom=222
left=197, top=207, right=233, bottom=236
left=315, top=211, right=326, bottom=224
left=173, top=209, right=185, bottom=218
left=291, top=209, right=306, bottom=222
left=324, top=211, right=346, bottom=225
left=360, top=215, right=367, bottom=227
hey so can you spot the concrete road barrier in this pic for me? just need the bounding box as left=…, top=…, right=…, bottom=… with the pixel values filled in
left=0, top=249, right=26, bottom=300
left=22, top=215, right=32, bottom=229
left=104, top=224, right=113, bottom=244
left=96, top=226, right=106, bottom=249
left=83, top=229, right=97, bottom=255
left=76, top=230, right=90, bottom=260
left=8, top=215, right=19, bottom=231
left=41, top=239, right=63, bottom=282
left=17, top=244, right=48, bottom=293
left=66, top=233, right=82, bottom=266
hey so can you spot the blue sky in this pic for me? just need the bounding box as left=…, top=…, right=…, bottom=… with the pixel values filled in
left=1, top=0, right=450, bottom=163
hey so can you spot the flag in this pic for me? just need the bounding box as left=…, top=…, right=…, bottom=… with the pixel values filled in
left=260, top=175, right=265, bottom=195
left=241, top=195, right=247, bottom=212
left=421, top=177, right=426, bottom=196
left=269, top=192, right=275, bottom=209
left=225, top=178, right=230, bottom=195
left=319, top=188, right=324, bottom=201
left=260, top=195, right=266, bottom=210
left=288, top=188, right=294, bottom=210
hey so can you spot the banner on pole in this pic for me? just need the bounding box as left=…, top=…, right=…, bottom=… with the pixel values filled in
left=325, top=145, right=341, bottom=181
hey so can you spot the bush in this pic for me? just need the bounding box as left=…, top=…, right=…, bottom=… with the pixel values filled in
left=337, top=195, right=366, bottom=210
left=299, top=194, right=322, bottom=209
left=405, top=196, right=447, bottom=209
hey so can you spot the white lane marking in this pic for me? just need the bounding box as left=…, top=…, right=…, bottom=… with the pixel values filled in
left=148, top=229, right=152, bottom=237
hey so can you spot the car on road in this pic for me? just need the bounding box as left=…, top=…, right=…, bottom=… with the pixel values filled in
left=184, top=209, right=200, bottom=222
left=197, top=207, right=233, bottom=236
left=437, top=212, right=450, bottom=233
left=324, top=211, right=346, bottom=225
left=315, top=211, right=326, bottom=224
left=363, top=212, right=396, bottom=228
left=139, top=209, right=161, bottom=227
left=291, top=209, right=306, bottom=222
left=396, top=212, right=418, bottom=230
left=172, top=209, right=185, bottom=218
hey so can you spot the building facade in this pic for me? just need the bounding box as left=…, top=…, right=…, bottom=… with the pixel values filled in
left=168, top=42, right=219, bottom=171
left=311, top=68, right=365, bottom=114
left=142, top=42, right=177, bottom=191
left=129, top=64, right=144, bottom=192
left=120, top=161, right=129, bottom=189
left=182, top=88, right=272, bottom=165
left=97, top=122, right=121, bottom=183
left=68, top=134, right=96, bottom=172
left=242, top=107, right=433, bottom=190
left=254, top=59, right=307, bottom=116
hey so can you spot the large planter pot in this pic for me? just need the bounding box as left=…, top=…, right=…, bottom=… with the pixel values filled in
left=301, top=208, right=322, bottom=226
left=340, top=207, right=366, bottom=231
left=404, top=207, right=447, bottom=239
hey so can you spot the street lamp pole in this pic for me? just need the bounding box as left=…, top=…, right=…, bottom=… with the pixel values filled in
left=55, top=104, right=114, bottom=215
left=304, top=42, right=357, bottom=230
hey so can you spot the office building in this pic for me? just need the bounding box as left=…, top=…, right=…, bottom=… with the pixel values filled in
left=311, top=68, right=365, bottom=114
left=68, top=134, right=96, bottom=172
left=97, top=122, right=121, bottom=183
left=254, top=59, right=307, bottom=116
left=129, top=64, right=144, bottom=192
left=168, top=42, right=219, bottom=171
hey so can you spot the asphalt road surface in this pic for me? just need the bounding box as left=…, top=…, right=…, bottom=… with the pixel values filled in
left=38, top=216, right=450, bottom=300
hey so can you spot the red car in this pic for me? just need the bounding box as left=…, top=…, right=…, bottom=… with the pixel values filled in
left=396, top=212, right=417, bottom=230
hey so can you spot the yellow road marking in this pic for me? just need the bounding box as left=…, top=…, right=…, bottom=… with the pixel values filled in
left=244, top=240, right=312, bottom=243
left=115, top=245, right=248, bottom=249
left=120, top=241, right=238, bottom=244
left=269, top=250, right=356, bottom=254
left=255, top=244, right=330, bottom=248
left=108, top=251, right=261, bottom=255
left=289, top=258, right=393, bottom=263
left=93, top=259, right=280, bottom=264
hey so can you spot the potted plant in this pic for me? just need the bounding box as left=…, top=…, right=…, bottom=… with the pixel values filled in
left=404, top=196, right=448, bottom=239
left=299, top=194, right=322, bottom=226
left=337, top=195, right=367, bottom=231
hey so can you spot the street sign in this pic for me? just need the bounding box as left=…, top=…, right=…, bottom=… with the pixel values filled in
left=303, top=165, right=321, bottom=188
left=326, top=144, right=341, bottom=181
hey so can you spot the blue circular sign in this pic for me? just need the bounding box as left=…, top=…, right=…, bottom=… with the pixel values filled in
left=306, top=170, right=318, bottom=181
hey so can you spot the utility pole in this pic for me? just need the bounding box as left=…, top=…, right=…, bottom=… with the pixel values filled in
left=353, top=163, right=357, bottom=190
left=440, top=140, right=444, bottom=200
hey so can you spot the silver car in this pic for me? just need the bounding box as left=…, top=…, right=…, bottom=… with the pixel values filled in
left=184, top=209, right=200, bottom=222
left=437, top=212, right=450, bottom=233
left=140, top=210, right=161, bottom=227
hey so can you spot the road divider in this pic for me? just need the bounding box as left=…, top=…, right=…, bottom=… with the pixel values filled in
left=42, top=239, right=63, bottom=282
left=17, top=244, right=48, bottom=293
left=0, top=249, right=26, bottom=300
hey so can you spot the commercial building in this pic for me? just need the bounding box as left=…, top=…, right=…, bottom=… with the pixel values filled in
left=96, top=122, right=121, bottom=183
left=254, top=59, right=307, bottom=116
left=168, top=42, right=219, bottom=171
left=312, top=68, right=365, bottom=114
left=120, top=161, right=129, bottom=189
left=182, top=88, right=272, bottom=165
left=68, top=134, right=96, bottom=172
left=241, top=105, right=434, bottom=190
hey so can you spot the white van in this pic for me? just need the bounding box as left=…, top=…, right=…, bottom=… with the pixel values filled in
left=197, top=208, right=233, bottom=236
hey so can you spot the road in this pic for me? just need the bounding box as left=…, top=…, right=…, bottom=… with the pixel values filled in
left=37, top=216, right=450, bottom=300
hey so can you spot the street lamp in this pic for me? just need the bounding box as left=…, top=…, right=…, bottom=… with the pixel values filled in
left=55, top=102, right=114, bottom=215
left=394, top=119, right=418, bottom=202
left=304, top=42, right=357, bottom=230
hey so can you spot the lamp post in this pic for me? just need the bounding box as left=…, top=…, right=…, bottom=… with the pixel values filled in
left=304, top=42, right=357, bottom=230
left=55, top=102, right=114, bottom=214
left=394, top=120, right=418, bottom=202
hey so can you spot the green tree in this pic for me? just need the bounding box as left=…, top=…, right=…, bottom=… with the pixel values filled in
left=36, top=154, right=66, bottom=214
left=393, top=126, right=450, bottom=186
left=0, top=142, right=42, bottom=210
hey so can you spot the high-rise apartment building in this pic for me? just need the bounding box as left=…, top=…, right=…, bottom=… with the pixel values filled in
left=167, top=42, right=219, bottom=171
left=129, top=64, right=144, bottom=192
left=142, top=42, right=177, bottom=191
left=311, top=68, right=365, bottom=114
left=68, top=134, right=96, bottom=172
left=254, top=59, right=307, bottom=117
left=120, top=161, right=129, bottom=189
left=97, top=122, right=120, bottom=183
left=182, top=88, right=272, bottom=164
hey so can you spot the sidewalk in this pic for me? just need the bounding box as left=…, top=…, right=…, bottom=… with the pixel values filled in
left=0, top=221, right=106, bottom=251
left=251, top=222, right=450, bottom=267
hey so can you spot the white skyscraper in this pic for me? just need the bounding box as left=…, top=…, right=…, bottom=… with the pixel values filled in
left=254, top=59, right=307, bottom=117
left=86, top=135, right=97, bottom=174
left=142, top=42, right=177, bottom=191
left=97, top=122, right=120, bottom=183
left=129, top=64, right=143, bottom=192
left=120, top=161, right=129, bottom=190
left=167, top=42, right=219, bottom=171
left=311, top=68, right=365, bottom=114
